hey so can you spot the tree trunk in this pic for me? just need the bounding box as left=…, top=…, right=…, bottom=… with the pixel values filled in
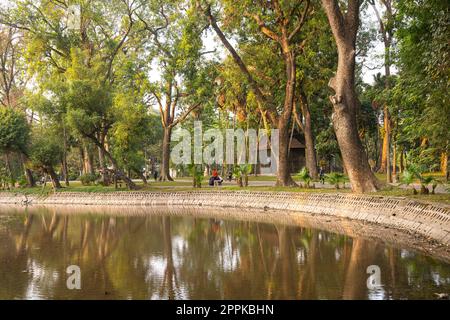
left=399, top=149, right=404, bottom=173
left=372, top=0, right=393, bottom=186
left=102, top=147, right=137, bottom=190
left=134, top=168, right=148, bottom=185
left=440, top=151, right=448, bottom=181
left=276, top=119, right=296, bottom=186
left=276, top=44, right=297, bottom=187
left=322, top=0, right=379, bottom=193
left=83, top=144, right=94, bottom=175
left=46, top=166, right=62, bottom=189
left=159, top=126, right=173, bottom=181
left=299, top=87, right=318, bottom=178
left=4, top=153, right=12, bottom=189
left=25, top=168, right=35, bottom=187
left=88, top=137, right=137, bottom=190
left=98, top=145, right=109, bottom=185
left=392, top=143, right=397, bottom=182
left=379, top=106, right=392, bottom=184
left=20, top=154, right=35, bottom=187
left=62, top=125, right=69, bottom=186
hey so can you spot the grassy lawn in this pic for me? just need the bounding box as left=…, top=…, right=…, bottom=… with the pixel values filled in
left=2, top=179, right=448, bottom=205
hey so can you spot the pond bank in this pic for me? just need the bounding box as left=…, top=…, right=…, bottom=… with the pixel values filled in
left=0, top=190, right=449, bottom=247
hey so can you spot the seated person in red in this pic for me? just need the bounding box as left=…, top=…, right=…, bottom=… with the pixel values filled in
left=209, top=168, right=223, bottom=186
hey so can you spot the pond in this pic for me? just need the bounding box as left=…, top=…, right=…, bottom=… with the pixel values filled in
left=0, top=205, right=449, bottom=300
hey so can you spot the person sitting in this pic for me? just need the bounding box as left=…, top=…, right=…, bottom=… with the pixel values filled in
left=209, top=168, right=223, bottom=186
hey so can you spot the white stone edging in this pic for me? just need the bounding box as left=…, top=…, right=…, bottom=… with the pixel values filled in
left=0, top=191, right=449, bottom=246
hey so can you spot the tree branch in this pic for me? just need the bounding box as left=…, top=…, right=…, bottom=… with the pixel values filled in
left=288, top=0, right=311, bottom=41
left=170, top=102, right=202, bottom=128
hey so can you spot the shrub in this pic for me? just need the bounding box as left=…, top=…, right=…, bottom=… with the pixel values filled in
left=79, top=173, right=99, bottom=186
left=233, top=164, right=252, bottom=187
left=325, top=172, right=348, bottom=189
left=296, top=167, right=312, bottom=188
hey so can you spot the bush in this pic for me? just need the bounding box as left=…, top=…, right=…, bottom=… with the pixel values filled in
left=79, top=173, right=99, bottom=186
left=296, top=167, right=312, bottom=188
left=325, top=172, right=349, bottom=189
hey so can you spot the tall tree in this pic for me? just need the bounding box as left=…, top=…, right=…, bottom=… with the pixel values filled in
left=135, top=0, right=204, bottom=181
left=321, top=0, right=379, bottom=192
left=199, top=0, right=315, bottom=186
left=2, top=0, right=141, bottom=189
left=369, top=0, right=395, bottom=182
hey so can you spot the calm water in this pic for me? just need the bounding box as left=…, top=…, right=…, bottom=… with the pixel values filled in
left=0, top=206, right=449, bottom=300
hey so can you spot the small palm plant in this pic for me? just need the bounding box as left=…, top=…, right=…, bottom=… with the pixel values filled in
left=325, top=172, right=348, bottom=189
left=418, top=175, right=437, bottom=195
left=420, top=176, right=432, bottom=194
left=400, top=169, right=417, bottom=194
left=431, top=179, right=440, bottom=194
left=233, top=164, right=252, bottom=187
left=296, top=167, right=312, bottom=188
left=409, top=164, right=439, bottom=195
left=188, top=164, right=203, bottom=188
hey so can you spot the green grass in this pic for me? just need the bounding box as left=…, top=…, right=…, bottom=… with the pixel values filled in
left=2, top=178, right=448, bottom=205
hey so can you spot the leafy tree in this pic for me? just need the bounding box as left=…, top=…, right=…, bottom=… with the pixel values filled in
left=0, top=106, right=29, bottom=154
left=393, top=0, right=450, bottom=179
left=29, top=129, right=62, bottom=189
left=321, top=0, right=380, bottom=192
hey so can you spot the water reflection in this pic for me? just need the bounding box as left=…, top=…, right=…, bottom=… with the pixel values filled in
left=0, top=207, right=449, bottom=300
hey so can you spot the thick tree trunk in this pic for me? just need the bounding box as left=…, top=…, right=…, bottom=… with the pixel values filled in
left=276, top=45, right=297, bottom=187
left=20, top=154, right=35, bottom=187
left=322, top=0, right=379, bottom=193
left=134, top=168, right=148, bottom=185
left=276, top=119, right=296, bottom=186
left=98, top=145, right=109, bottom=185
left=83, top=144, right=94, bottom=175
left=86, top=135, right=137, bottom=190
left=46, top=166, right=62, bottom=189
left=159, top=126, right=173, bottom=181
left=102, top=147, right=137, bottom=190
left=25, top=168, right=35, bottom=187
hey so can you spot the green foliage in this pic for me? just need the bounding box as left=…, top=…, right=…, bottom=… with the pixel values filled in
left=188, top=164, right=204, bottom=188
left=296, top=167, right=312, bottom=188
left=0, top=107, right=30, bottom=154
left=29, top=130, right=63, bottom=169
left=315, top=126, right=340, bottom=164
left=400, top=169, right=415, bottom=187
left=233, top=164, right=252, bottom=187
left=325, top=172, right=348, bottom=190
left=401, top=164, right=442, bottom=195
left=390, top=0, right=450, bottom=169
left=79, top=174, right=99, bottom=186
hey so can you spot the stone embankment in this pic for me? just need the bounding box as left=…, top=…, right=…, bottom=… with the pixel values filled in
left=0, top=191, right=449, bottom=246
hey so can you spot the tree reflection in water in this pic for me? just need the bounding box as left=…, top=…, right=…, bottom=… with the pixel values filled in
left=0, top=207, right=449, bottom=300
